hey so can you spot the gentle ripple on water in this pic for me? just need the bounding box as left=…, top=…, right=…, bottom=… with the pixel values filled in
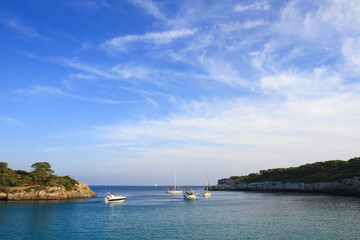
left=1, top=186, right=360, bottom=239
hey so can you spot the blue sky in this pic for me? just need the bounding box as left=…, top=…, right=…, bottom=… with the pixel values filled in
left=1, top=0, right=360, bottom=185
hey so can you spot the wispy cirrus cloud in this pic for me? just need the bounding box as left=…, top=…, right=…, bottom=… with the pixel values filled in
left=235, top=2, right=270, bottom=12
left=14, top=86, right=64, bottom=96
left=200, top=58, right=248, bottom=87
left=130, top=0, right=165, bottom=20
left=342, top=37, right=360, bottom=75
left=111, top=64, right=151, bottom=80
left=70, top=95, right=142, bottom=105
left=69, top=73, right=96, bottom=80
left=57, top=58, right=153, bottom=82
left=70, top=0, right=110, bottom=9
left=102, top=28, right=198, bottom=50
left=0, top=17, right=41, bottom=39
left=260, top=67, right=343, bottom=97
left=0, top=115, right=22, bottom=125
left=14, top=85, right=139, bottom=105
left=275, top=0, right=360, bottom=41
left=220, top=19, right=268, bottom=32
left=56, top=58, right=116, bottom=79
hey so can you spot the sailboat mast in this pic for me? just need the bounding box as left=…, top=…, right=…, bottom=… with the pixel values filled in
left=174, top=172, right=176, bottom=190
left=206, top=170, right=209, bottom=191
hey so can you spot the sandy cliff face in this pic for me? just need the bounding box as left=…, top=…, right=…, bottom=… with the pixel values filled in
left=0, top=182, right=97, bottom=201
left=209, top=177, right=360, bottom=196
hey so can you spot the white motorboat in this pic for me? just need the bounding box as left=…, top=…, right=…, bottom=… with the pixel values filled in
left=166, top=172, right=182, bottom=194
left=183, top=189, right=197, bottom=200
left=104, top=193, right=126, bottom=203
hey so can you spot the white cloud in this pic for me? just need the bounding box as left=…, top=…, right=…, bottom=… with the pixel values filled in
left=260, top=67, right=343, bottom=96
left=275, top=1, right=360, bottom=41
left=111, top=64, right=150, bottom=80
left=131, top=0, right=165, bottom=20
left=0, top=17, right=40, bottom=38
left=14, top=84, right=136, bottom=105
left=15, top=86, right=63, bottom=96
left=220, top=19, right=268, bottom=32
left=235, top=2, right=270, bottom=12
left=201, top=58, right=247, bottom=86
left=57, top=58, right=116, bottom=79
left=0, top=115, right=21, bottom=125
left=86, top=91, right=360, bottom=182
left=342, top=37, right=360, bottom=74
left=70, top=95, right=141, bottom=105
left=69, top=73, right=96, bottom=80
left=102, top=28, right=197, bottom=50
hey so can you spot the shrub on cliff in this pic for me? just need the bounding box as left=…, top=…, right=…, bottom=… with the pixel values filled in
left=54, top=176, right=78, bottom=190
left=227, top=157, right=360, bottom=183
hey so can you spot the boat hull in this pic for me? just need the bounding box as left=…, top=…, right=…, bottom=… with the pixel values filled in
left=184, top=194, right=197, bottom=200
left=201, top=192, right=211, bottom=197
left=105, top=198, right=125, bottom=203
left=165, top=190, right=183, bottom=194
left=105, top=193, right=126, bottom=203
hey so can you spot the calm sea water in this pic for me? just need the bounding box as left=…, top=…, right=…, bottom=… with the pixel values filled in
left=1, top=186, right=360, bottom=239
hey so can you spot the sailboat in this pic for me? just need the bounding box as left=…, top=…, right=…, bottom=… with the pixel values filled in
left=201, top=170, right=211, bottom=197
left=165, top=172, right=182, bottom=194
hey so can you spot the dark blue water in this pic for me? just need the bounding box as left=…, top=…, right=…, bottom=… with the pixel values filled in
left=1, top=186, right=360, bottom=239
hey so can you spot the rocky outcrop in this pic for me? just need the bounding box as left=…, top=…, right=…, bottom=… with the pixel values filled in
left=0, top=182, right=97, bottom=201
left=209, top=177, right=360, bottom=196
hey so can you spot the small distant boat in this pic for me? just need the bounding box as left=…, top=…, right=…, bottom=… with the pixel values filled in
left=104, top=193, right=126, bottom=203
left=155, top=183, right=158, bottom=187
left=166, top=172, right=182, bottom=194
left=201, top=170, right=211, bottom=197
left=184, top=189, right=197, bottom=200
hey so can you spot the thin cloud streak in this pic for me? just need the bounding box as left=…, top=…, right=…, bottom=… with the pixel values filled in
left=0, top=115, right=22, bottom=125
left=131, top=0, right=165, bottom=20
left=0, top=17, right=40, bottom=38
left=14, top=85, right=141, bottom=105
left=102, top=28, right=198, bottom=50
left=235, top=2, right=270, bottom=12
left=14, top=86, right=64, bottom=96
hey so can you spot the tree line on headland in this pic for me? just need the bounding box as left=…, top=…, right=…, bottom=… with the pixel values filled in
left=223, top=157, right=360, bottom=183
left=0, top=162, right=78, bottom=193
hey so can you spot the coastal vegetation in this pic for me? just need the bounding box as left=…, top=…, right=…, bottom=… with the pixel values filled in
left=0, top=162, right=78, bottom=193
left=224, top=157, right=360, bottom=184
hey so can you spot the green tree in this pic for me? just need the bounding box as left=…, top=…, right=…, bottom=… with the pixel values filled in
left=31, top=162, right=54, bottom=184
left=0, top=162, right=17, bottom=186
left=0, top=162, right=10, bottom=186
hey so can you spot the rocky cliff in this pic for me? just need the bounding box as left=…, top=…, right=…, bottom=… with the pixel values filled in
left=0, top=182, right=97, bottom=201
left=208, top=177, right=360, bottom=196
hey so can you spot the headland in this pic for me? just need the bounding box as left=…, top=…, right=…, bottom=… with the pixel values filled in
left=209, top=157, right=360, bottom=197
left=0, top=162, right=96, bottom=201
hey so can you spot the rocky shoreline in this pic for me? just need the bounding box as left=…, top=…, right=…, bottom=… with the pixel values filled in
left=208, top=176, right=360, bottom=197
left=0, top=182, right=97, bottom=201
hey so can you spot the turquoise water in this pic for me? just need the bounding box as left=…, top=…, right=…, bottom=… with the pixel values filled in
left=1, top=186, right=360, bottom=239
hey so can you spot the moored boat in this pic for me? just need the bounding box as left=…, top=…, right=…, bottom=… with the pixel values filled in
left=201, top=170, right=212, bottom=197
left=183, top=188, right=197, bottom=200
left=166, top=172, right=183, bottom=194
